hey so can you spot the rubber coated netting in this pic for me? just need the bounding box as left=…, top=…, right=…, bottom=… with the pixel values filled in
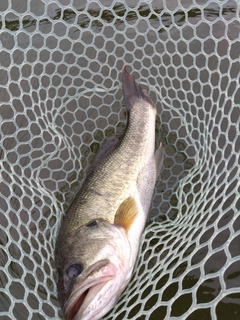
left=0, top=0, right=239, bottom=319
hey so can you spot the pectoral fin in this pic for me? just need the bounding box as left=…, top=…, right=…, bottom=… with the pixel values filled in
left=114, top=197, right=138, bottom=232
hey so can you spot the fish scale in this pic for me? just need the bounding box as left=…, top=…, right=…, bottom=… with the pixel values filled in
left=59, top=98, right=156, bottom=229
left=55, top=67, right=164, bottom=320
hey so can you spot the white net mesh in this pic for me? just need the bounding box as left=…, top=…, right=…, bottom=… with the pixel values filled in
left=0, top=0, right=239, bottom=319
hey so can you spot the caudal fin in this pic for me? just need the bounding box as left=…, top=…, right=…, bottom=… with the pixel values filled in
left=122, top=67, right=156, bottom=112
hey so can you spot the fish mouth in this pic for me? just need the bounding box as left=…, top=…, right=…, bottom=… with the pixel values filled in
left=65, top=259, right=117, bottom=320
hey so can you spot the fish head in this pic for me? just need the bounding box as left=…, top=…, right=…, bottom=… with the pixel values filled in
left=56, top=218, right=134, bottom=320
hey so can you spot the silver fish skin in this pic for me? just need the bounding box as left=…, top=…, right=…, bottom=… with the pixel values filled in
left=55, top=67, right=164, bottom=320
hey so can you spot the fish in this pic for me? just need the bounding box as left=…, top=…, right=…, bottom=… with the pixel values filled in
left=54, top=67, right=164, bottom=320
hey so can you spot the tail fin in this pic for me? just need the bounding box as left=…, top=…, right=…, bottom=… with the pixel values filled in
left=122, top=67, right=156, bottom=112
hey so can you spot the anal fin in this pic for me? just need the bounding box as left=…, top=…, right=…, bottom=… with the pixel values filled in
left=155, top=142, right=164, bottom=179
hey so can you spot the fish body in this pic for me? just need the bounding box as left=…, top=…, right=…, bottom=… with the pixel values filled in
left=55, top=67, right=164, bottom=320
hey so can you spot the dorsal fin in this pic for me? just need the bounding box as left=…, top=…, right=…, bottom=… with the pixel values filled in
left=114, top=197, right=138, bottom=232
left=87, top=136, right=121, bottom=176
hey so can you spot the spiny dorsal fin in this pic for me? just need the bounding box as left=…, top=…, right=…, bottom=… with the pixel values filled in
left=114, top=197, right=138, bottom=232
left=86, top=136, right=121, bottom=176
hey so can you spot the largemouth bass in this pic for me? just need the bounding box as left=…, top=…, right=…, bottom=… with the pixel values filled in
left=55, top=67, right=164, bottom=320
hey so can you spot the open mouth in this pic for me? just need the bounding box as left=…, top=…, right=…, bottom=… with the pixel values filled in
left=65, top=261, right=117, bottom=320
left=67, top=288, right=89, bottom=320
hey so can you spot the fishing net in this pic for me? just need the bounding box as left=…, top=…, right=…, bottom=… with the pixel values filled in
left=0, top=0, right=239, bottom=319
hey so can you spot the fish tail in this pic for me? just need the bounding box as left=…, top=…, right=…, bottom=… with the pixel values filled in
left=122, top=67, right=156, bottom=112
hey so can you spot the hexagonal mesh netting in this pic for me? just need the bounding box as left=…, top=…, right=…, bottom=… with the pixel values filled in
left=0, top=0, right=239, bottom=319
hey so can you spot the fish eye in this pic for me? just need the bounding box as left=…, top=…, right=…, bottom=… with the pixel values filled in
left=86, top=220, right=98, bottom=227
left=66, top=263, right=83, bottom=279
